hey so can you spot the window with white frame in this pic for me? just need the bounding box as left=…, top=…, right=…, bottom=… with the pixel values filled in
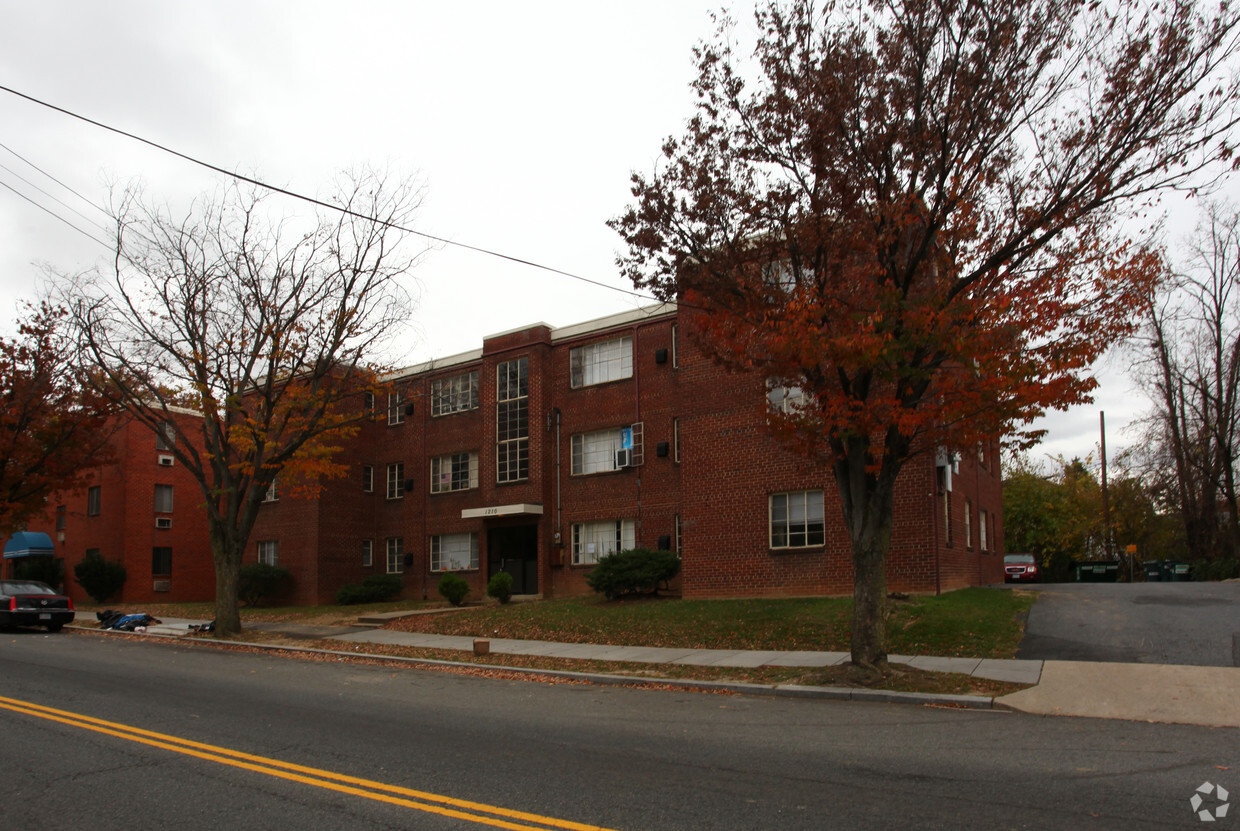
left=671, top=324, right=679, bottom=368
left=362, top=539, right=373, bottom=568
left=387, top=463, right=405, bottom=499
left=431, top=452, right=478, bottom=493
left=388, top=392, right=404, bottom=425
left=571, top=519, right=635, bottom=565
left=965, top=499, right=973, bottom=548
left=386, top=537, right=404, bottom=573
left=263, top=479, right=278, bottom=502
left=154, top=484, right=174, bottom=513
left=496, top=358, right=529, bottom=483
left=431, top=371, right=479, bottom=416
left=87, top=486, right=101, bottom=516
left=430, top=532, right=479, bottom=571
left=673, top=418, right=681, bottom=462
left=766, top=378, right=809, bottom=414
left=258, top=540, right=278, bottom=566
left=570, top=336, right=632, bottom=388
left=571, top=428, right=625, bottom=475
left=362, top=465, right=374, bottom=493
left=364, top=391, right=375, bottom=413
left=155, top=420, right=175, bottom=450
left=769, top=490, right=825, bottom=549
left=980, top=509, right=989, bottom=551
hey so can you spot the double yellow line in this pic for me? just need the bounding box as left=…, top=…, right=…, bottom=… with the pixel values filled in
left=0, top=694, right=614, bottom=830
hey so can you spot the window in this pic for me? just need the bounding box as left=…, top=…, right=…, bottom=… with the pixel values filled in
left=965, top=499, right=973, bottom=548
left=362, top=465, right=374, bottom=493
left=980, top=509, right=989, bottom=551
left=431, top=371, right=479, bottom=416
left=87, top=487, right=101, bottom=516
left=55, top=505, right=66, bottom=530
left=571, top=519, right=635, bottom=565
left=388, top=392, right=404, bottom=425
left=570, top=336, right=632, bottom=388
left=386, top=537, right=404, bottom=574
left=364, top=391, right=375, bottom=413
left=769, top=491, right=825, bottom=549
left=387, top=463, right=405, bottom=499
left=673, top=418, right=681, bottom=463
left=362, top=539, right=373, bottom=568
left=430, top=452, right=478, bottom=493
left=263, top=479, right=278, bottom=502
left=571, top=428, right=625, bottom=475
left=154, top=485, right=174, bottom=513
left=943, top=490, right=953, bottom=545
left=258, top=540, right=278, bottom=566
left=675, top=514, right=682, bottom=555
left=671, top=324, right=679, bottom=369
left=767, top=379, right=809, bottom=414
left=431, top=532, right=479, bottom=571
left=156, top=420, right=175, bottom=450
left=496, top=357, right=529, bottom=483
left=152, top=546, right=172, bottom=576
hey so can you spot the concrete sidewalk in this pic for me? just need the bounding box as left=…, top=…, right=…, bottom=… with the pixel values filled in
left=88, top=617, right=1240, bottom=727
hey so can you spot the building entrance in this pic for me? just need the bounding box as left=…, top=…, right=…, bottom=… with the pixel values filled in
left=487, top=524, right=538, bottom=595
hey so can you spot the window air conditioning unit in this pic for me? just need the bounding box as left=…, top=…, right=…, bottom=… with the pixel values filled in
left=155, top=517, right=172, bottom=529
left=158, top=455, right=174, bottom=466
left=615, top=448, right=633, bottom=468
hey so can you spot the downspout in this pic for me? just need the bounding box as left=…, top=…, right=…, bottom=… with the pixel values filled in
left=933, top=458, right=942, bottom=596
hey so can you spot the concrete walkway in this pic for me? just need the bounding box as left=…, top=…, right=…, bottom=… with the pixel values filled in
left=90, top=617, right=1240, bottom=727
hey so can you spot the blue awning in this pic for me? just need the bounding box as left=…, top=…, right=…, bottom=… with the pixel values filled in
left=3, top=531, right=55, bottom=559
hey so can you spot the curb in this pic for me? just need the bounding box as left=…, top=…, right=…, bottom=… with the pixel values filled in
left=67, top=625, right=1002, bottom=710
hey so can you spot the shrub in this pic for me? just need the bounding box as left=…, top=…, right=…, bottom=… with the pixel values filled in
left=361, top=573, right=403, bottom=601
left=238, top=562, right=291, bottom=606
left=73, top=550, right=127, bottom=603
left=438, top=572, right=470, bottom=606
left=586, top=548, right=681, bottom=600
left=335, top=573, right=404, bottom=605
left=1189, top=558, right=1239, bottom=581
left=486, top=571, right=514, bottom=604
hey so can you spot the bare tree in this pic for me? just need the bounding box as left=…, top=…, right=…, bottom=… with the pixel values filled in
left=1137, top=202, right=1240, bottom=561
left=64, top=170, right=425, bottom=635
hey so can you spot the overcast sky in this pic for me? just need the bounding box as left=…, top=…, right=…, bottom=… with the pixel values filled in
left=1, top=0, right=1231, bottom=471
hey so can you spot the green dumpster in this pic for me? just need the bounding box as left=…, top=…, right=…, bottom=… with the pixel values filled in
left=1142, top=560, right=1166, bottom=582
left=1168, top=562, right=1192, bottom=582
left=1074, top=560, right=1120, bottom=582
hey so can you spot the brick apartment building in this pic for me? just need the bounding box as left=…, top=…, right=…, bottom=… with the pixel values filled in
left=10, top=408, right=215, bottom=604
left=252, top=302, right=1005, bottom=605
left=8, top=302, right=1004, bottom=607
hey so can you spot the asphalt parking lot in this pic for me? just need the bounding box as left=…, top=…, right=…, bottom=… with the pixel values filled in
left=1014, top=581, right=1240, bottom=666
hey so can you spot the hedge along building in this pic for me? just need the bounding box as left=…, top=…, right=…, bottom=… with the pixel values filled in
left=249, top=302, right=1005, bottom=606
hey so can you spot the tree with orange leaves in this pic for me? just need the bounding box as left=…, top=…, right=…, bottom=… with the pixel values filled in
left=612, top=0, right=1240, bottom=668
left=0, top=303, right=113, bottom=534
left=65, top=170, right=425, bottom=635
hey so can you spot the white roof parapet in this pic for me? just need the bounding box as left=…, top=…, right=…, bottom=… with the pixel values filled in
left=385, top=302, right=679, bottom=382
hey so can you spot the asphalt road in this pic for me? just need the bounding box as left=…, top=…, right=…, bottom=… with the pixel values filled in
left=1015, top=582, right=1240, bottom=666
left=1, top=631, right=1237, bottom=829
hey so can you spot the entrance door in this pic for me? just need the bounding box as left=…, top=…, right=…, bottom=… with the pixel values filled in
left=487, top=524, right=538, bottom=594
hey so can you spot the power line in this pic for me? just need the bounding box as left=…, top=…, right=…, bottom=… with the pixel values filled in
left=0, top=178, right=109, bottom=248
left=0, top=139, right=110, bottom=219
left=0, top=83, right=658, bottom=304
left=0, top=160, right=111, bottom=235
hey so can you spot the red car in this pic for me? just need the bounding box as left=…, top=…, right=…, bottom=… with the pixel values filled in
left=1003, top=553, right=1040, bottom=583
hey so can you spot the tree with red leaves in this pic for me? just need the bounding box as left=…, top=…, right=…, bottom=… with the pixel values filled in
left=612, top=0, right=1240, bottom=668
left=0, top=303, right=113, bottom=534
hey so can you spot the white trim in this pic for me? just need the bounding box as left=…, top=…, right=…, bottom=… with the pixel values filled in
left=460, top=503, right=544, bottom=519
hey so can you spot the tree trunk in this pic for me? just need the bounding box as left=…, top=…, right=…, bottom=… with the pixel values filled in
left=211, top=527, right=242, bottom=636
left=835, top=439, right=900, bottom=671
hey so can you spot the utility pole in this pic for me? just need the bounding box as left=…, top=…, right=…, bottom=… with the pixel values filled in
left=1100, top=411, right=1113, bottom=562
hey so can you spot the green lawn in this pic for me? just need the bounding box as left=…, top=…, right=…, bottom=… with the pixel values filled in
left=384, top=588, right=1034, bottom=659
left=80, top=588, right=1034, bottom=660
